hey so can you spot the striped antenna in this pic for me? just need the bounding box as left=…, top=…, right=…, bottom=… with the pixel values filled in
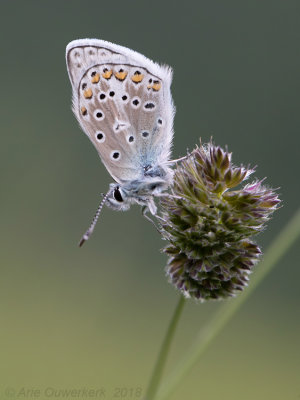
left=78, top=189, right=112, bottom=247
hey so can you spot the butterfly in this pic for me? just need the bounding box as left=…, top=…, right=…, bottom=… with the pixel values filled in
left=66, top=39, right=175, bottom=246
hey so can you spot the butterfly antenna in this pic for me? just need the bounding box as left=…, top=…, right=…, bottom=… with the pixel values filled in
left=78, top=189, right=112, bottom=247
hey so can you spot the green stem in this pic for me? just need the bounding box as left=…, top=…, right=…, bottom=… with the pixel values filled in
left=145, top=295, right=186, bottom=400
left=156, top=207, right=300, bottom=400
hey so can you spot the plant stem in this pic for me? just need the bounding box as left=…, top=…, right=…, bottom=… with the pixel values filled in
left=156, top=208, right=300, bottom=400
left=145, top=295, right=186, bottom=400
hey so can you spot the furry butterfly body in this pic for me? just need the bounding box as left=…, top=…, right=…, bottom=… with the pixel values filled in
left=66, top=39, right=175, bottom=243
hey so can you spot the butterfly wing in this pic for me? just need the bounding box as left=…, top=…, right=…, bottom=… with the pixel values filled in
left=66, top=39, right=175, bottom=184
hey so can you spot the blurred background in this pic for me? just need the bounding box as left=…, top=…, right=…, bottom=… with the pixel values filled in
left=1, top=1, right=299, bottom=399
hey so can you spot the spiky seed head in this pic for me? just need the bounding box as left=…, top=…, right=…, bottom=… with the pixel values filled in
left=159, top=142, right=280, bottom=301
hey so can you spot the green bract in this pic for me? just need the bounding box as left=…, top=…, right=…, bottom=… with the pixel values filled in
left=159, top=143, right=280, bottom=301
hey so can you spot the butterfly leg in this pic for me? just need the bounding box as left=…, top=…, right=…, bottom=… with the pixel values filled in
left=166, top=148, right=194, bottom=165
left=142, top=206, right=162, bottom=234
left=167, top=155, right=189, bottom=164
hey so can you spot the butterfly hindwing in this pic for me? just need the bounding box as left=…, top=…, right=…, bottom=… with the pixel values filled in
left=66, top=39, right=175, bottom=183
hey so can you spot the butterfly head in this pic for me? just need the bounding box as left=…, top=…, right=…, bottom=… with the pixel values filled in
left=106, top=185, right=131, bottom=211
left=106, top=163, right=173, bottom=213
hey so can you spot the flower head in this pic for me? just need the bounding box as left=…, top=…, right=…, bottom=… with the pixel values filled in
left=159, top=142, right=280, bottom=301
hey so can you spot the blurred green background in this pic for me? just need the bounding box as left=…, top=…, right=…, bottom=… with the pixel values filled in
left=1, top=1, right=299, bottom=399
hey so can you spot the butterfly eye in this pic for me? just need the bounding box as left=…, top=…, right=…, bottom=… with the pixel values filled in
left=113, top=187, right=123, bottom=202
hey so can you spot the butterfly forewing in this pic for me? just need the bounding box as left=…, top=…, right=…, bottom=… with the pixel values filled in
left=66, top=39, right=174, bottom=184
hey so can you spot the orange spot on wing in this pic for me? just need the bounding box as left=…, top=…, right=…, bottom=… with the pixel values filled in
left=115, top=71, right=128, bottom=81
left=81, top=106, right=87, bottom=116
left=152, top=82, right=161, bottom=91
left=131, top=74, right=144, bottom=83
left=102, top=70, right=113, bottom=79
left=83, top=88, right=93, bottom=99
left=91, top=73, right=100, bottom=83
